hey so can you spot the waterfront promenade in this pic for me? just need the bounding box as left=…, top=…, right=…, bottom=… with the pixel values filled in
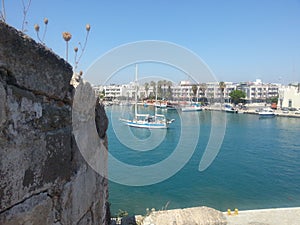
left=206, top=104, right=300, bottom=118
left=225, top=207, right=300, bottom=225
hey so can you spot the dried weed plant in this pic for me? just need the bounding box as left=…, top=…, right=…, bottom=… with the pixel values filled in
left=34, top=17, right=48, bottom=44
left=62, top=31, right=72, bottom=62
left=73, top=24, right=91, bottom=71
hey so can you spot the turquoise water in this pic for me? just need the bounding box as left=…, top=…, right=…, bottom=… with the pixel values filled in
left=107, top=106, right=300, bottom=216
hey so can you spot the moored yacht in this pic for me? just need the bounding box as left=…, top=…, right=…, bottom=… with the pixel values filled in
left=258, top=108, right=275, bottom=117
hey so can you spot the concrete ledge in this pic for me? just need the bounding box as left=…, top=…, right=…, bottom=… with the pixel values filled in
left=138, top=206, right=226, bottom=225
left=224, top=207, right=300, bottom=225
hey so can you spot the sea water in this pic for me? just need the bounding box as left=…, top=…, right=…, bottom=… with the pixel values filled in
left=106, top=106, right=300, bottom=216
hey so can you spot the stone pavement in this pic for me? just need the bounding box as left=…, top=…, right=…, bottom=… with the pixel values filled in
left=225, top=207, right=300, bottom=225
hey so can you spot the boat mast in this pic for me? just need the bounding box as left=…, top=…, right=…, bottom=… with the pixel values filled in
left=197, top=85, right=199, bottom=103
left=155, top=83, right=158, bottom=119
left=134, top=64, right=138, bottom=120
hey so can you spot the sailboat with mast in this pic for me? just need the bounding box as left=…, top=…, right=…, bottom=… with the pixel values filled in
left=120, top=64, right=174, bottom=129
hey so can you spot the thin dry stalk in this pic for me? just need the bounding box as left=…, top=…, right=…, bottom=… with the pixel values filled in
left=62, top=32, right=72, bottom=62
left=21, top=0, right=32, bottom=32
left=41, top=18, right=48, bottom=43
left=1, top=0, right=6, bottom=22
left=34, top=23, right=42, bottom=42
left=74, top=24, right=91, bottom=70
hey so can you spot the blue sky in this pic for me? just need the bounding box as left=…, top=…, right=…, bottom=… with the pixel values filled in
left=3, top=0, right=300, bottom=85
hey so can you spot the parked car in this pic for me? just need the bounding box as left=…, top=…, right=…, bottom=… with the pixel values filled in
left=282, top=107, right=289, bottom=113
left=295, top=109, right=300, bottom=114
left=289, top=107, right=298, bottom=111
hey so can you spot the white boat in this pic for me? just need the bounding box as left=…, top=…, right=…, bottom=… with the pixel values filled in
left=120, top=113, right=174, bottom=129
left=120, top=65, right=174, bottom=129
left=155, top=101, right=167, bottom=108
left=181, top=103, right=202, bottom=112
left=223, top=104, right=238, bottom=113
left=181, top=87, right=202, bottom=112
left=258, top=108, right=275, bottom=117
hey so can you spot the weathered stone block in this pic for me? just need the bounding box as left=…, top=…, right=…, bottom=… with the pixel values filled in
left=0, top=21, right=109, bottom=225
left=0, top=192, right=54, bottom=225
left=0, top=21, right=73, bottom=100
left=0, top=81, right=6, bottom=128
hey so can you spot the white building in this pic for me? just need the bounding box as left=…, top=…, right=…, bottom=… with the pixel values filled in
left=205, top=82, right=237, bottom=102
left=237, top=80, right=279, bottom=103
left=93, top=82, right=149, bottom=100
left=93, top=84, right=126, bottom=99
left=192, top=80, right=279, bottom=103
left=278, top=83, right=300, bottom=109
left=94, top=79, right=281, bottom=104
left=171, top=81, right=193, bottom=100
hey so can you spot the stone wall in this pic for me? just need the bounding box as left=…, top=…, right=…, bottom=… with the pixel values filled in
left=0, top=21, right=109, bottom=225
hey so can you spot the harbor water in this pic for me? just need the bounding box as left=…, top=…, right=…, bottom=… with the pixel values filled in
left=106, top=105, right=300, bottom=216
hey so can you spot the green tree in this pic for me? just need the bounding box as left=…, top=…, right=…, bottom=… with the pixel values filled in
left=229, top=90, right=246, bottom=105
left=99, top=89, right=105, bottom=99
left=267, top=96, right=278, bottom=103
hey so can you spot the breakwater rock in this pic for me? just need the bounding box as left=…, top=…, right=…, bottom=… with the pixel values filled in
left=0, top=21, right=109, bottom=225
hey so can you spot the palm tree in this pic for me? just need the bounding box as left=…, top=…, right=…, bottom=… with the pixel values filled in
left=199, top=83, right=207, bottom=97
left=157, top=80, right=163, bottom=99
left=166, top=81, right=173, bottom=100
left=144, top=82, right=149, bottom=98
left=150, top=81, right=156, bottom=99
left=192, top=84, right=198, bottom=101
left=219, top=81, right=226, bottom=103
left=199, top=83, right=207, bottom=104
left=162, top=80, right=168, bottom=99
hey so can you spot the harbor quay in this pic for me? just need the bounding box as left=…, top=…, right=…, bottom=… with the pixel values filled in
left=206, top=103, right=300, bottom=118
left=224, top=207, right=300, bottom=225
left=113, top=206, right=300, bottom=225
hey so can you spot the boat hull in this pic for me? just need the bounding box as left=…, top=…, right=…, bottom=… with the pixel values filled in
left=223, top=109, right=238, bottom=113
left=259, top=113, right=275, bottom=118
left=181, top=106, right=202, bottom=112
left=125, top=121, right=168, bottom=129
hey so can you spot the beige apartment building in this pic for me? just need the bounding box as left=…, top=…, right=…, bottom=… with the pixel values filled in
left=278, top=83, right=300, bottom=109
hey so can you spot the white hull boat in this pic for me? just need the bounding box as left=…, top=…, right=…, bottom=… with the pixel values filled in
left=259, top=108, right=275, bottom=117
